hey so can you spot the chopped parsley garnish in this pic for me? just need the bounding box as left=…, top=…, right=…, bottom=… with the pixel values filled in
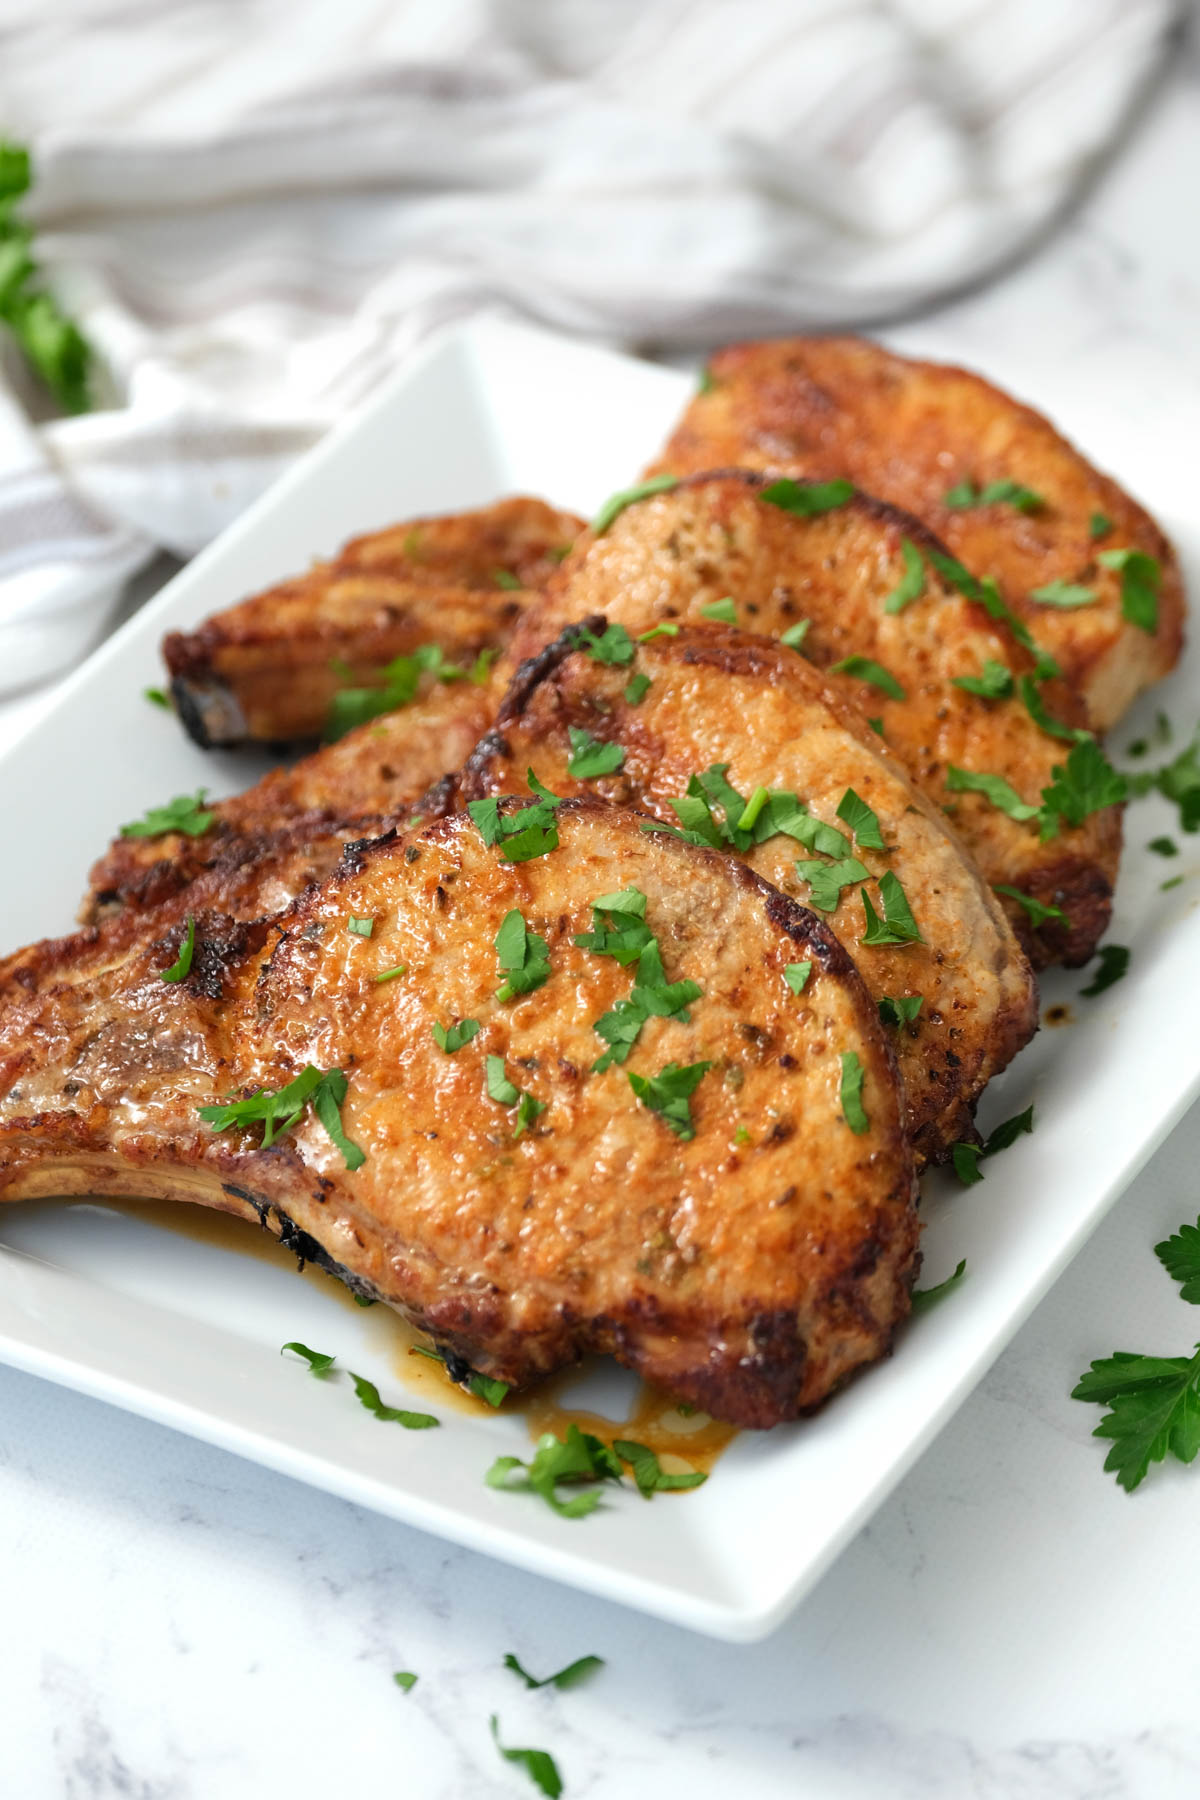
left=830, top=655, right=905, bottom=700
left=282, top=1341, right=336, bottom=1377
left=951, top=1104, right=1034, bottom=1185
left=784, top=962, right=813, bottom=996
left=412, top=1343, right=508, bottom=1406
left=121, top=790, right=215, bottom=839
left=699, top=595, right=737, bottom=624
left=614, top=1438, right=707, bottom=1496
left=795, top=856, right=869, bottom=912
left=432, top=1017, right=482, bottom=1054
left=347, top=915, right=374, bottom=937
left=1098, top=548, right=1161, bottom=633
left=627, top=1059, right=712, bottom=1140
left=591, top=475, right=679, bottom=535
left=993, top=884, right=1065, bottom=927
left=143, top=686, right=170, bottom=708
left=503, top=1653, right=604, bottom=1691
left=884, top=539, right=925, bottom=614
left=1072, top=1212, right=1200, bottom=1491
left=566, top=726, right=625, bottom=779
left=625, top=670, right=652, bottom=704
left=1163, top=875, right=1184, bottom=892
left=1030, top=580, right=1096, bottom=608
left=1149, top=836, right=1178, bottom=857
left=486, top=1421, right=623, bottom=1518
left=839, top=1051, right=869, bottom=1134
left=392, top=1672, right=418, bottom=1694
left=1018, top=673, right=1090, bottom=745
left=645, top=763, right=811, bottom=856
left=490, top=1717, right=563, bottom=1799
left=638, top=622, right=679, bottom=643
left=944, top=478, right=1044, bottom=514
left=878, top=994, right=922, bottom=1027
left=953, top=659, right=1013, bottom=700
left=1090, top=511, right=1114, bottom=539
left=867, top=717, right=885, bottom=736
left=792, top=815, right=852, bottom=859
left=160, top=914, right=196, bottom=983
left=549, top=543, right=573, bottom=563
left=579, top=621, right=636, bottom=666
left=592, top=945, right=702, bottom=1072
left=697, top=365, right=716, bottom=394
left=1080, top=943, right=1130, bottom=997
left=910, top=1259, right=967, bottom=1313
left=759, top=477, right=856, bottom=517
left=468, top=772, right=561, bottom=862
left=349, top=1371, right=438, bottom=1430
left=1125, top=724, right=1200, bottom=832
left=945, top=764, right=1040, bottom=822
left=485, top=1056, right=546, bottom=1138
left=927, top=554, right=1060, bottom=679
left=780, top=619, right=811, bottom=650
left=198, top=1065, right=365, bottom=1169
left=493, top=567, right=522, bottom=590
left=495, top=910, right=552, bottom=1002
left=836, top=787, right=885, bottom=850
left=574, top=888, right=655, bottom=964
left=373, top=963, right=408, bottom=983
left=1039, top=738, right=1127, bottom=839
left=860, top=871, right=922, bottom=945
left=326, top=643, right=484, bottom=740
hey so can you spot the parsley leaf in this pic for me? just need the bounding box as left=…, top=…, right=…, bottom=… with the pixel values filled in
left=566, top=726, right=625, bottom=779
left=840, top=1051, right=869, bottom=1134
left=490, top=1717, right=563, bottom=1799
left=432, top=1017, right=482, bottom=1054
left=1098, top=548, right=1161, bottom=633
left=1124, top=725, right=1200, bottom=832
left=697, top=365, right=716, bottom=394
left=879, top=994, right=922, bottom=1027
left=0, top=142, right=93, bottom=412
left=413, top=1343, right=509, bottom=1405
left=627, top=1060, right=711, bottom=1140
left=836, top=787, right=885, bottom=850
left=638, top=622, right=679, bottom=643
left=326, top=643, right=481, bottom=740
left=784, top=962, right=813, bottom=996
left=1039, top=739, right=1127, bottom=840
left=1018, top=673, right=1090, bottom=745
left=1149, top=836, right=1179, bottom=857
left=945, top=765, right=1040, bottom=822
left=699, top=596, right=737, bottom=624
left=347, top=915, right=374, bottom=937
left=504, top=1653, right=604, bottom=1691
left=485, top=1056, right=545, bottom=1137
left=487, top=1422, right=623, bottom=1519
left=121, top=790, right=214, bottom=839
left=160, top=915, right=196, bottom=983
left=792, top=815, right=853, bottom=859
left=647, top=765, right=812, bottom=856
left=494, top=567, right=522, bottom=590
left=625, top=670, right=652, bottom=704
left=1072, top=1347, right=1200, bottom=1492
left=1156, top=1215, right=1200, bottom=1303
left=579, top=621, right=636, bottom=665
left=1090, top=511, right=1113, bottom=539
left=760, top=477, right=856, bottom=517
left=282, top=1341, right=336, bottom=1377
left=795, top=856, right=869, bottom=911
left=495, top=910, right=552, bottom=1002
left=944, top=478, right=1044, bottom=514
left=910, top=1259, right=967, bottom=1313
left=198, top=1065, right=365, bottom=1169
left=1080, top=943, right=1130, bottom=997
left=953, top=659, right=1013, bottom=700
left=1030, top=580, right=1097, bottom=608
left=860, top=871, right=922, bottom=945
left=884, top=539, right=925, bottom=614
left=927, top=555, right=1061, bottom=680
left=574, top=889, right=654, bottom=965
left=373, top=963, right=408, bottom=983
left=950, top=1104, right=1034, bottom=1185
left=592, top=475, right=679, bottom=535
left=144, top=685, right=170, bottom=708
left=592, top=946, right=702, bottom=1072
left=392, top=1672, right=418, bottom=1693
left=993, top=884, right=1065, bottom=927
left=780, top=619, right=811, bottom=650
left=348, top=1372, right=439, bottom=1429
left=830, top=655, right=905, bottom=700
left=614, top=1439, right=707, bottom=1496
left=468, top=772, right=561, bottom=863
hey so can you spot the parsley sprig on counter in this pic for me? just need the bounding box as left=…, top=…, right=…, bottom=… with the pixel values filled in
left=0, top=140, right=93, bottom=412
left=490, top=1717, right=564, bottom=1799
left=504, top=1653, right=604, bottom=1691
left=1073, top=1212, right=1200, bottom=1491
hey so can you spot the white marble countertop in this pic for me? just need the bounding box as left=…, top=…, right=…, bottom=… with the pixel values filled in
left=4, top=26, right=1200, bottom=1800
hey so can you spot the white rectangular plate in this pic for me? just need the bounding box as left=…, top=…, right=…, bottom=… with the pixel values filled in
left=0, top=317, right=1197, bottom=1642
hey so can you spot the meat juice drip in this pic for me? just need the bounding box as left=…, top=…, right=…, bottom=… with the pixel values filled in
left=71, top=1200, right=736, bottom=1470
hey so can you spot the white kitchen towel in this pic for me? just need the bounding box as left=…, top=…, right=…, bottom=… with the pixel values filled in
left=0, top=0, right=1181, bottom=692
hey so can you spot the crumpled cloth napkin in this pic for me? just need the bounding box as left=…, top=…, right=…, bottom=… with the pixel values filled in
left=0, top=0, right=1180, bottom=692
